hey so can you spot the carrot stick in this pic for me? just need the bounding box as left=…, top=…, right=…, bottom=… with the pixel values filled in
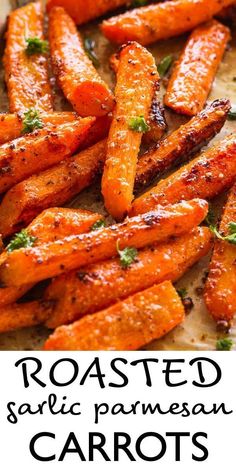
left=49, top=6, right=114, bottom=117
left=43, top=281, right=185, bottom=351
left=130, top=134, right=236, bottom=216
left=164, top=21, right=230, bottom=116
left=0, top=140, right=107, bottom=238
left=45, top=226, right=212, bottom=328
left=0, top=118, right=94, bottom=194
left=0, top=301, right=52, bottom=333
left=0, top=199, right=208, bottom=287
left=4, top=1, right=53, bottom=113
left=204, top=184, right=236, bottom=323
left=101, top=0, right=235, bottom=45
left=102, top=41, right=159, bottom=220
left=46, top=0, right=130, bottom=25
left=135, top=98, right=231, bottom=190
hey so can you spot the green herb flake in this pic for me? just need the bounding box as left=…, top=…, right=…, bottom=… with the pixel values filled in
left=25, top=37, right=49, bottom=56
left=132, top=0, right=148, bottom=6
left=216, top=338, right=234, bottom=351
left=90, top=219, right=107, bottom=231
left=22, top=108, right=43, bottom=134
left=84, top=38, right=100, bottom=67
left=6, top=230, right=37, bottom=253
left=117, top=242, right=138, bottom=268
left=205, top=206, right=215, bottom=226
left=228, top=105, right=236, bottom=120
left=177, top=288, right=188, bottom=299
left=209, top=221, right=236, bottom=246
left=157, top=55, right=173, bottom=77
left=128, top=116, right=150, bottom=133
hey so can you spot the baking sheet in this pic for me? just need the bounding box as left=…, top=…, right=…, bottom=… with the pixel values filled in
left=0, top=1, right=235, bottom=350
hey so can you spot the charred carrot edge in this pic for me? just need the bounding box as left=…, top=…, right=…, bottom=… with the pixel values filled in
left=135, top=98, right=231, bottom=190
left=164, top=21, right=230, bottom=116
left=0, top=118, right=94, bottom=194
left=49, top=6, right=114, bottom=117
left=102, top=41, right=159, bottom=220
left=130, top=134, right=236, bottom=216
left=0, top=208, right=103, bottom=313
left=44, top=281, right=185, bottom=351
left=4, top=1, right=53, bottom=113
left=0, top=199, right=208, bottom=287
left=101, top=0, right=235, bottom=45
left=45, top=226, right=212, bottom=328
left=204, top=184, right=236, bottom=323
left=46, top=0, right=129, bottom=25
left=110, top=52, right=166, bottom=145
left=0, top=300, right=52, bottom=333
left=0, top=139, right=107, bottom=238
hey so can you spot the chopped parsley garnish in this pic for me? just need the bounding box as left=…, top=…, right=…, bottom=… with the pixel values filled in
left=157, top=55, right=173, bottom=77
left=116, top=242, right=138, bottom=268
left=228, top=105, right=236, bottom=121
left=209, top=221, right=236, bottom=246
left=84, top=38, right=100, bottom=67
left=177, top=288, right=188, bottom=299
left=128, top=116, right=150, bottom=133
left=216, top=338, right=234, bottom=351
left=90, top=219, right=107, bottom=231
left=205, top=206, right=216, bottom=226
left=25, top=37, right=49, bottom=56
left=22, top=108, right=43, bottom=134
left=6, top=230, right=37, bottom=253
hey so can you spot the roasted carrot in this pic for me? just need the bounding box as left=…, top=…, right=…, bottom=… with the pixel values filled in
left=46, top=0, right=130, bottom=25
left=80, top=115, right=112, bottom=150
left=4, top=1, right=53, bottom=113
left=0, top=285, right=33, bottom=308
left=131, top=134, right=236, bottom=216
left=49, top=6, right=114, bottom=117
left=45, top=226, right=212, bottom=328
left=135, top=98, right=231, bottom=190
left=102, top=41, right=159, bottom=220
left=0, top=199, right=208, bottom=287
left=44, top=281, right=185, bottom=351
left=101, top=0, right=235, bottom=45
left=0, top=140, right=107, bottom=238
left=0, top=300, right=52, bottom=333
left=0, top=118, right=94, bottom=194
left=204, top=184, right=236, bottom=323
left=164, top=21, right=230, bottom=116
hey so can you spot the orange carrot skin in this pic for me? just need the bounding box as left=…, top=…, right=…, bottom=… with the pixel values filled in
left=0, top=118, right=94, bottom=194
left=45, top=227, right=212, bottom=328
left=165, top=21, right=230, bottom=116
left=0, top=140, right=107, bottom=238
left=4, top=1, right=53, bottom=113
left=47, top=0, right=129, bottom=25
left=49, top=6, right=114, bottom=117
left=131, top=134, right=236, bottom=216
left=0, top=300, right=52, bottom=333
left=204, top=184, right=236, bottom=323
left=102, top=41, right=159, bottom=220
left=101, top=0, right=235, bottom=45
left=44, top=281, right=185, bottom=350
left=135, top=98, right=231, bottom=190
left=0, top=199, right=208, bottom=287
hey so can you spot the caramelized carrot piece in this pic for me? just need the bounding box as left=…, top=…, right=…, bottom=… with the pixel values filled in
left=135, top=98, right=230, bottom=190
left=0, top=285, right=33, bottom=308
left=45, top=227, right=212, bottom=328
left=0, top=140, right=107, bottom=237
left=165, top=21, right=230, bottom=116
left=49, top=6, right=114, bottom=117
left=46, top=0, right=130, bottom=25
left=4, top=1, right=53, bottom=113
left=130, top=134, right=236, bottom=216
left=0, top=199, right=208, bottom=287
left=44, top=281, right=185, bottom=351
left=102, top=41, right=159, bottom=220
left=0, top=118, right=94, bottom=194
left=0, top=301, right=52, bottom=333
left=101, top=0, right=235, bottom=45
left=204, top=184, right=236, bottom=323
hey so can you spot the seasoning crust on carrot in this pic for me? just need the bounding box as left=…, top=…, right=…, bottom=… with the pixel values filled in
left=4, top=1, right=53, bottom=113
left=165, top=20, right=230, bottom=116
